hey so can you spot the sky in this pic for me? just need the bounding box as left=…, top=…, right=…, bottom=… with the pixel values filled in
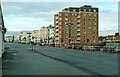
left=1, top=2, right=118, bottom=36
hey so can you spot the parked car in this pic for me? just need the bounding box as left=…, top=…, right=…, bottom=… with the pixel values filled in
left=66, top=45, right=72, bottom=49
left=114, top=48, right=120, bottom=53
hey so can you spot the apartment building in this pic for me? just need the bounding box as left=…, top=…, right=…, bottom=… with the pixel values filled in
left=31, top=30, right=40, bottom=44
left=106, top=33, right=120, bottom=49
left=20, top=32, right=31, bottom=44
left=54, top=5, right=99, bottom=47
left=47, top=25, right=54, bottom=46
left=39, top=26, right=48, bottom=44
left=0, top=3, right=6, bottom=57
left=5, top=35, right=14, bottom=43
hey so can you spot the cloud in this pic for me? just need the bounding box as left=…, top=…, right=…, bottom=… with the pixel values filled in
left=1, top=2, right=118, bottom=36
left=99, top=30, right=118, bottom=36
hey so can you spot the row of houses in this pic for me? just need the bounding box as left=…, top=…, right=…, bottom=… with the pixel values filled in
left=6, top=25, right=55, bottom=46
left=99, top=33, right=120, bottom=49
left=0, top=3, right=6, bottom=58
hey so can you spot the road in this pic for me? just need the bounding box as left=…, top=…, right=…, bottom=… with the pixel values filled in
left=2, top=43, right=119, bottom=76
left=2, top=43, right=91, bottom=75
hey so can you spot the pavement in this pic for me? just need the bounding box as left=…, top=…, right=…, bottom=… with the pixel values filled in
left=2, top=43, right=92, bottom=75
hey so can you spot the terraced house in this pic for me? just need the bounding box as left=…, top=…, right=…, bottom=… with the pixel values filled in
left=54, top=5, right=99, bottom=47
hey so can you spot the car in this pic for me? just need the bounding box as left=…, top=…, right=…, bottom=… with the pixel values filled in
left=114, top=48, right=120, bottom=53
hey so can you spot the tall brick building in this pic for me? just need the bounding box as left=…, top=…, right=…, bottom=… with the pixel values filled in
left=54, top=5, right=99, bottom=47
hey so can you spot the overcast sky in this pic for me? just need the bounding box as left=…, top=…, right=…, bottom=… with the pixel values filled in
left=1, top=2, right=118, bottom=36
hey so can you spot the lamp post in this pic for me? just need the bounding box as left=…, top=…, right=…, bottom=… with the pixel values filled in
left=52, top=37, right=55, bottom=47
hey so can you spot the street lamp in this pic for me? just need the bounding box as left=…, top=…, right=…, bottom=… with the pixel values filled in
left=52, top=37, right=55, bottom=47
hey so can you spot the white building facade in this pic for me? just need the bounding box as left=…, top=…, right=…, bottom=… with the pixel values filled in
left=0, top=3, right=6, bottom=57
left=48, top=25, right=54, bottom=46
left=20, top=32, right=31, bottom=44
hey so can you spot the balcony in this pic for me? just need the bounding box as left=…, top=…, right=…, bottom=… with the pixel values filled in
left=77, top=38, right=80, bottom=40
left=56, top=25, right=59, bottom=28
left=77, top=25, right=80, bottom=27
left=56, top=29, right=59, bottom=32
left=77, top=29, right=80, bottom=31
left=56, top=17, right=58, bottom=19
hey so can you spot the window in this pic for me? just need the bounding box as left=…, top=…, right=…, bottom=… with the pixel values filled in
left=77, top=26, right=80, bottom=28
left=77, top=18, right=80, bottom=20
left=93, top=18, right=96, bottom=21
left=84, top=40, right=86, bottom=42
left=84, top=31, right=86, bottom=34
left=93, top=14, right=96, bottom=17
left=94, top=22, right=96, bottom=26
left=93, top=9, right=96, bottom=12
left=59, top=18, right=62, bottom=21
left=84, top=9, right=86, bottom=12
left=65, top=22, right=68, bottom=25
left=72, top=25, right=74, bottom=28
left=77, top=31, right=80, bottom=33
left=56, top=23, right=58, bottom=25
left=59, top=26, right=62, bottom=29
left=89, top=13, right=91, bottom=16
left=59, top=22, right=62, bottom=25
left=77, top=15, right=80, bottom=18
left=84, top=27, right=86, bottom=29
left=77, top=35, right=80, bottom=37
left=94, top=27, right=96, bottom=30
left=59, top=13, right=62, bottom=16
left=94, top=32, right=96, bottom=34
left=71, top=22, right=75, bottom=25
left=84, top=36, right=86, bottom=38
left=65, top=13, right=68, bottom=16
left=72, top=13, right=76, bottom=16
left=65, top=18, right=68, bottom=20
left=84, top=13, right=86, bottom=16
left=65, top=31, right=68, bottom=34
left=84, top=22, right=86, bottom=25
left=73, top=9, right=76, bottom=12
left=89, top=27, right=91, bottom=29
left=93, top=40, right=96, bottom=43
left=89, top=9, right=91, bottom=12
left=77, top=22, right=80, bottom=24
left=65, top=36, right=68, bottom=38
left=89, top=22, right=91, bottom=25
left=72, top=18, right=75, bottom=20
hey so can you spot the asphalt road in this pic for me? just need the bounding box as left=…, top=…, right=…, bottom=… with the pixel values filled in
left=2, top=43, right=119, bottom=76
left=36, top=45, right=118, bottom=75
left=2, top=43, right=91, bottom=75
